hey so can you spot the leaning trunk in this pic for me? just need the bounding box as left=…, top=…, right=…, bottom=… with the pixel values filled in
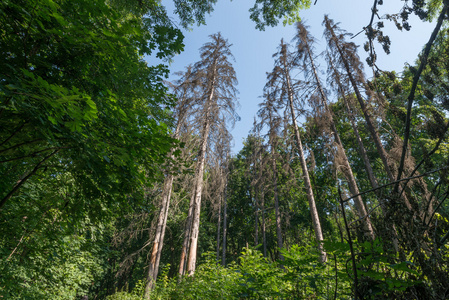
left=304, top=42, right=374, bottom=239
left=145, top=117, right=184, bottom=296
left=324, top=17, right=415, bottom=212
left=283, top=56, right=327, bottom=263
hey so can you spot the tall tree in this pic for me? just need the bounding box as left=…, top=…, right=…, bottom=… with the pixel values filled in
left=178, top=33, right=238, bottom=276
left=294, top=22, right=374, bottom=239
left=261, top=40, right=326, bottom=262
left=256, top=96, right=285, bottom=260
left=323, top=16, right=420, bottom=215
left=145, top=66, right=198, bottom=295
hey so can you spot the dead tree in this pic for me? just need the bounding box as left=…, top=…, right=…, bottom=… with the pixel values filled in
left=293, top=22, right=375, bottom=239
left=261, top=40, right=326, bottom=262
left=178, top=33, right=239, bottom=277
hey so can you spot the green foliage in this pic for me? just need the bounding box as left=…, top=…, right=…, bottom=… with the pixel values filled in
left=0, top=216, right=115, bottom=299
left=249, top=0, right=311, bottom=30
left=106, top=280, right=146, bottom=300
left=0, top=0, right=185, bottom=298
left=172, top=0, right=218, bottom=29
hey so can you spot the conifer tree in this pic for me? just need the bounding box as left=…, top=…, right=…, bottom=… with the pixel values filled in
left=294, top=22, right=374, bottom=239
left=323, top=16, right=419, bottom=214
left=177, top=33, right=238, bottom=276
left=256, top=92, right=285, bottom=260
left=145, top=66, right=198, bottom=295
left=263, top=40, right=326, bottom=262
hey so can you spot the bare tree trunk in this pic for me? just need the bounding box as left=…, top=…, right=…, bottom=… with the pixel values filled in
left=302, top=39, right=374, bottom=239
left=282, top=54, right=327, bottom=262
left=186, top=108, right=212, bottom=276
left=145, top=175, right=174, bottom=297
left=325, top=19, right=392, bottom=179
left=324, top=16, right=414, bottom=211
left=328, top=55, right=380, bottom=195
left=254, top=193, right=259, bottom=247
left=216, top=195, right=222, bottom=262
left=259, top=152, right=267, bottom=257
left=261, top=187, right=267, bottom=258
left=178, top=191, right=195, bottom=276
left=222, top=183, right=227, bottom=266
left=343, top=96, right=379, bottom=191
left=145, top=115, right=186, bottom=296
left=216, top=192, right=222, bottom=262
left=270, top=145, right=284, bottom=260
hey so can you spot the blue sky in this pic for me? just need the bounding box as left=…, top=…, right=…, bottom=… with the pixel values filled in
left=157, top=0, right=436, bottom=154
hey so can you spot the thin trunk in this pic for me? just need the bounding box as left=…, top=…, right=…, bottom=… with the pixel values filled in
left=216, top=193, right=222, bottom=262
left=261, top=188, right=267, bottom=258
left=283, top=54, right=326, bottom=262
left=324, top=17, right=414, bottom=212
left=328, top=56, right=391, bottom=217
left=254, top=194, right=259, bottom=247
left=221, top=183, right=228, bottom=266
left=343, top=95, right=379, bottom=191
left=178, top=191, right=195, bottom=276
left=145, top=117, right=185, bottom=295
left=145, top=175, right=174, bottom=296
left=253, top=143, right=259, bottom=247
left=270, top=145, right=284, bottom=259
left=259, top=152, right=267, bottom=257
left=304, top=42, right=374, bottom=239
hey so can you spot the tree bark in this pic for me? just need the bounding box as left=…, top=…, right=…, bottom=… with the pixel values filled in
left=216, top=190, right=222, bottom=262
left=222, top=183, right=228, bottom=266
left=178, top=191, right=195, bottom=276
left=324, top=16, right=415, bottom=212
left=270, top=144, right=284, bottom=260
left=145, top=174, right=174, bottom=296
left=282, top=47, right=327, bottom=262
left=302, top=38, right=375, bottom=239
left=185, top=82, right=214, bottom=276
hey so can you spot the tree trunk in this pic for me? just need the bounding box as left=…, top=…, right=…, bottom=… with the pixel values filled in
left=222, top=183, right=228, bottom=266
left=282, top=54, right=327, bottom=263
left=304, top=43, right=375, bottom=240
left=145, top=115, right=185, bottom=296
left=178, top=191, right=195, bottom=276
left=216, top=191, right=222, bottom=262
left=145, top=174, right=174, bottom=297
left=270, top=145, right=284, bottom=259
left=254, top=193, right=259, bottom=247
left=261, top=188, right=267, bottom=258
left=324, top=17, right=415, bottom=212
left=185, top=82, right=215, bottom=276
left=185, top=115, right=211, bottom=276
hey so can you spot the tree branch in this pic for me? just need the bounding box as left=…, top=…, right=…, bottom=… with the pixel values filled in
left=395, top=2, right=449, bottom=192
left=0, top=147, right=64, bottom=163
left=399, top=120, right=449, bottom=197
left=342, top=166, right=448, bottom=203
left=0, top=149, right=59, bottom=210
left=0, top=138, right=43, bottom=154
left=0, top=122, right=27, bottom=147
